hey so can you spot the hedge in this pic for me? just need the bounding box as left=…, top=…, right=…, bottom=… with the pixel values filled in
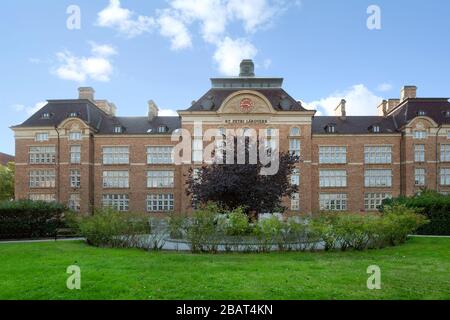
left=381, top=191, right=450, bottom=236
left=0, top=200, right=68, bottom=240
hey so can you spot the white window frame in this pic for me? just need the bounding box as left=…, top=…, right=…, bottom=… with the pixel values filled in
left=29, top=170, right=56, bottom=188
left=192, top=138, right=203, bottom=163
left=290, top=127, right=301, bottom=137
left=319, top=194, right=347, bottom=211
left=35, top=132, right=49, bottom=142
left=291, top=169, right=300, bottom=186
left=102, top=194, right=129, bottom=212
left=319, top=170, right=347, bottom=188
left=413, top=130, right=428, bottom=140
left=147, top=194, right=174, bottom=212
left=70, top=169, right=81, bottom=188
left=414, top=145, right=425, bottom=162
left=365, top=169, right=392, bottom=188
left=103, top=147, right=130, bottom=165
left=147, top=171, right=174, bottom=188
left=68, top=194, right=81, bottom=212
left=103, top=171, right=130, bottom=189
left=29, top=146, right=56, bottom=164
left=147, top=146, right=174, bottom=164
left=440, top=144, right=450, bottom=162
left=70, top=145, right=81, bottom=164
left=69, top=131, right=82, bottom=141
left=291, top=193, right=300, bottom=211
left=364, top=193, right=392, bottom=211
left=415, top=168, right=426, bottom=186
left=289, top=139, right=301, bottom=157
left=440, top=168, right=450, bottom=186
left=319, top=146, right=347, bottom=164
left=364, top=146, right=392, bottom=164
left=29, top=194, right=55, bottom=202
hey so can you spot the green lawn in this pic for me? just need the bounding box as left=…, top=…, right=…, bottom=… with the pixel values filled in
left=0, top=237, right=449, bottom=300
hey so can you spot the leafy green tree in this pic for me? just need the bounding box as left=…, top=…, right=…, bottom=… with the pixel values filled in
left=0, top=162, right=15, bottom=201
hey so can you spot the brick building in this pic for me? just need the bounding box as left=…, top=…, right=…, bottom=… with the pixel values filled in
left=11, top=60, right=450, bottom=215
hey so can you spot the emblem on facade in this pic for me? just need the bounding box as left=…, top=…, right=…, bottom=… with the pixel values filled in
left=240, top=98, right=254, bottom=112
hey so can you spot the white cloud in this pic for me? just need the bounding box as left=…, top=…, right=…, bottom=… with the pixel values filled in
left=53, top=43, right=117, bottom=83
left=159, top=109, right=179, bottom=117
left=377, top=82, right=393, bottom=92
left=11, top=102, right=47, bottom=116
left=263, top=58, right=272, bottom=69
left=97, top=0, right=155, bottom=38
left=305, top=85, right=382, bottom=116
left=213, top=37, right=258, bottom=76
left=157, top=10, right=193, bottom=50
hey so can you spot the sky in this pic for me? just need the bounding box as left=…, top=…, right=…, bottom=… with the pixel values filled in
left=1, top=0, right=450, bottom=155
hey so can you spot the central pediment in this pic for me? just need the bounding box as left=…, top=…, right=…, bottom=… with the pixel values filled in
left=217, top=90, right=275, bottom=115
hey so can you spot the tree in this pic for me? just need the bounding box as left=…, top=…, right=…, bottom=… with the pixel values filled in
left=186, top=138, right=299, bottom=216
left=0, top=162, right=15, bottom=201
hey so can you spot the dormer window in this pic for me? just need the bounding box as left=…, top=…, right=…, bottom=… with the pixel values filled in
left=371, top=125, right=381, bottom=133
left=41, top=113, right=51, bottom=119
left=326, top=124, right=336, bottom=134
left=68, top=112, right=79, bottom=118
left=114, top=126, right=123, bottom=134
left=417, top=111, right=426, bottom=116
left=444, top=111, right=450, bottom=118
left=158, top=126, right=168, bottom=134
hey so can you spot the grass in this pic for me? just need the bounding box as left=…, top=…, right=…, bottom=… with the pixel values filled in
left=0, top=237, right=449, bottom=300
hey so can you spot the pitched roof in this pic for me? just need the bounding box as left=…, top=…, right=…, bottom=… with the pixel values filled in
left=187, top=88, right=307, bottom=112
left=0, top=152, right=14, bottom=166
left=312, top=116, right=398, bottom=134
left=389, top=98, right=450, bottom=128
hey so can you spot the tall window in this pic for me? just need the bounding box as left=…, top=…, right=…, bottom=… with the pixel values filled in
left=35, top=132, right=49, bottom=142
left=29, top=194, right=55, bottom=202
left=415, top=168, right=426, bottom=186
left=192, top=139, right=203, bottom=163
left=364, top=193, right=392, bottom=211
left=70, top=169, right=81, bottom=188
left=147, top=171, right=174, bottom=188
left=102, top=194, right=129, bottom=211
left=29, top=146, right=56, bottom=164
left=103, top=147, right=129, bottom=165
left=413, top=130, right=427, bottom=140
left=319, top=170, right=347, bottom=188
left=414, top=145, right=425, bottom=162
left=364, top=146, right=392, bottom=164
left=147, top=147, right=174, bottom=164
left=29, top=170, right=56, bottom=188
left=319, top=147, right=347, bottom=164
left=365, top=170, right=392, bottom=187
left=291, top=169, right=300, bottom=186
left=70, top=145, right=81, bottom=164
left=289, top=139, right=301, bottom=157
left=147, top=194, right=174, bottom=212
left=440, top=145, right=450, bottom=162
left=319, top=194, right=347, bottom=211
left=290, top=127, right=301, bottom=136
left=440, top=168, right=450, bottom=186
left=69, top=132, right=82, bottom=141
left=103, top=171, right=129, bottom=189
left=291, top=193, right=300, bottom=211
left=215, top=128, right=226, bottom=163
left=68, top=194, right=81, bottom=212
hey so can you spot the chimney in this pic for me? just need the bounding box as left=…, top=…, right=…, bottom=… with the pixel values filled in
left=377, top=100, right=388, bottom=116
left=334, top=99, right=347, bottom=119
left=239, top=59, right=255, bottom=77
left=78, top=87, right=95, bottom=101
left=385, top=99, right=401, bottom=114
left=400, top=86, right=417, bottom=101
left=148, top=100, right=159, bottom=121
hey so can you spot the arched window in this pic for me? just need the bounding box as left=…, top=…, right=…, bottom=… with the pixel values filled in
left=290, top=127, right=301, bottom=136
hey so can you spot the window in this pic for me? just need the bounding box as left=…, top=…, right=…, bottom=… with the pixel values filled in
left=147, top=194, right=174, bottom=212
left=417, top=111, right=426, bottom=116
left=215, top=128, right=226, bottom=163
left=29, top=170, right=56, bottom=188
left=103, top=171, right=129, bottom=189
left=35, top=133, right=49, bottom=142
left=192, top=138, right=203, bottom=163
left=70, top=146, right=81, bottom=164
left=192, top=168, right=202, bottom=182
left=114, top=126, right=123, bottom=134
left=319, top=194, right=347, bottom=211
left=29, top=146, right=56, bottom=164
left=68, top=194, right=81, bottom=212
left=444, top=111, right=450, bottom=118
left=364, top=193, right=392, bottom=211
left=41, top=113, right=51, bottom=119
left=413, top=130, right=427, bottom=140
left=448, top=131, right=450, bottom=139
left=102, top=194, right=129, bottom=212
left=68, top=112, right=79, bottom=118
left=440, top=168, right=450, bottom=186
left=364, top=146, right=392, bottom=164
left=291, top=193, right=300, bottom=211
left=29, top=194, right=55, bottom=202
left=147, top=171, right=174, bottom=188
left=326, top=125, right=336, bottom=134
left=414, top=145, right=425, bottom=162
left=319, top=147, right=347, bottom=164
left=319, top=170, right=347, bottom=188
left=158, top=126, right=168, bottom=133
left=70, top=170, right=81, bottom=188
left=415, top=168, right=426, bottom=186
left=365, top=170, right=392, bottom=187
left=372, top=125, right=380, bottom=133
left=290, top=127, right=300, bottom=136
left=147, top=147, right=174, bottom=164
left=69, top=132, right=82, bottom=141
left=440, top=145, right=450, bottom=162
left=291, top=169, right=300, bottom=186
left=103, top=147, right=129, bottom=165
left=289, top=139, right=301, bottom=157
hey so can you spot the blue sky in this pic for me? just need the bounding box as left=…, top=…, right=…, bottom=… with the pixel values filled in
left=1, top=0, right=450, bottom=155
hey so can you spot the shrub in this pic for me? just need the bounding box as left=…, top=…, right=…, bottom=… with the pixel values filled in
left=75, top=208, right=150, bottom=248
left=168, top=215, right=187, bottom=239
left=0, top=200, right=67, bottom=240
left=225, top=207, right=251, bottom=236
left=382, top=191, right=450, bottom=235
left=254, top=216, right=285, bottom=251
